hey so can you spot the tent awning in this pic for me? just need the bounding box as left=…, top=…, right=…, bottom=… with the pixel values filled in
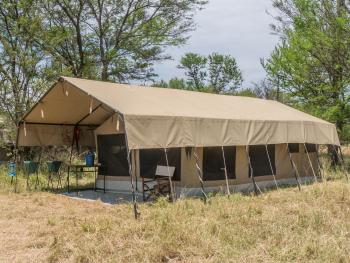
left=18, top=76, right=340, bottom=148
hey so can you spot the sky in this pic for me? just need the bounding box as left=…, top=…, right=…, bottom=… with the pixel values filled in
left=153, top=0, right=280, bottom=87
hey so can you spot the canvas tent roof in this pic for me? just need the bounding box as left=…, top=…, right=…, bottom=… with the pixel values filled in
left=18, top=76, right=340, bottom=149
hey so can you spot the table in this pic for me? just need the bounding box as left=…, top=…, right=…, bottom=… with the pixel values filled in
left=67, top=164, right=100, bottom=194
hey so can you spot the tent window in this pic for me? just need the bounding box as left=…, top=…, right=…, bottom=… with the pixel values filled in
left=203, top=146, right=236, bottom=181
left=97, top=134, right=129, bottom=177
left=249, top=145, right=276, bottom=177
left=140, top=148, right=181, bottom=181
left=288, top=143, right=299, bottom=153
left=305, top=143, right=317, bottom=153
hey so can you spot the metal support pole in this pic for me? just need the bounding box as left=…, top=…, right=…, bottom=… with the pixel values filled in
left=127, top=149, right=139, bottom=219
left=221, top=146, right=231, bottom=195
left=333, top=145, right=349, bottom=181
left=14, top=124, right=20, bottom=193
left=164, top=148, right=175, bottom=202
left=304, top=143, right=317, bottom=183
left=120, top=113, right=139, bottom=219
left=245, top=146, right=260, bottom=195
left=193, top=148, right=208, bottom=203
left=286, top=144, right=301, bottom=191
left=316, top=146, right=324, bottom=181
left=265, top=144, right=278, bottom=190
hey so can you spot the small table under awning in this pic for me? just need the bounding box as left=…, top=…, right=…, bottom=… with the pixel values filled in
left=67, top=164, right=100, bottom=194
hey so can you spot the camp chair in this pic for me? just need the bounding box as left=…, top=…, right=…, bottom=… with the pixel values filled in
left=7, top=161, right=16, bottom=183
left=142, top=165, right=175, bottom=201
left=23, top=161, right=40, bottom=190
left=46, top=161, right=63, bottom=189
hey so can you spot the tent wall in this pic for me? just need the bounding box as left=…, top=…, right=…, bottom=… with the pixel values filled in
left=95, top=143, right=318, bottom=192
left=18, top=123, right=95, bottom=146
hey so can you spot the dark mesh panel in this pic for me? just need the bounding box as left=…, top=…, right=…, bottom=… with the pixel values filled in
left=249, top=145, right=276, bottom=177
left=139, top=148, right=181, bottom=181
left=305, top=143, right=317, bottom=153
left=97, top=134, right=129, bottom=177
left=288, top=143, right=299, bottom=153
left=203, top=146, right=236, bottom=181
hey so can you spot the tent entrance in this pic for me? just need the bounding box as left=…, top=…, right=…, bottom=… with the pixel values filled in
left=97, top=134, right=129, bottom=177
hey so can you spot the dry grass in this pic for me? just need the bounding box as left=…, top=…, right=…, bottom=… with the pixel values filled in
left=0, top=176, right=350, bottom=262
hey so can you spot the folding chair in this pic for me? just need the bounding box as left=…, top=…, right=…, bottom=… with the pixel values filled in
left=142, top=165, right=175, bottom=201
left=7, top=161, right=16, bottom=183
left=47, top=161, right=63, bottom=189
left=23, top=161, right=40, bottom=190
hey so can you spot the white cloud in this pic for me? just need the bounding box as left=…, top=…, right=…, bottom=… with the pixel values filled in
left=153, top=0, right=279, bottom=87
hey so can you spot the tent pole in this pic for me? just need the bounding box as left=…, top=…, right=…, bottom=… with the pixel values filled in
left=245, top=146, right=259, bottom=195
left=127, top=149, right=139, bottom=219
left=164, top=148, right=175, bottom=202
left=221, top=146, right=231, bottom=195
left=316, top=146, right=324, bottom=182
left=119, top=114, right=139, bottom=219
left=286, top=144, right=301, bottom=191
left=265, top=144, right=278, bottom=190
left=333, top=145, right=349, bottom=181
left=304, top=143, right=318, bottom=183
left=14, top=123, right=20, bottom=193
left=193, top=148, right=208, bottom=203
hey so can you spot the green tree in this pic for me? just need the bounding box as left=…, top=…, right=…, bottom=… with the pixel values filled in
left=263, top=0, right=350, bottom=134
left=208, top=53, right=242, bottom=93
left=178, top=53, right=207, bottom=89
left=178, top=52, right=243, bottom=93
left=39, top=0, right=207, bottom=82
left=0, top=0, right=48, bottom=128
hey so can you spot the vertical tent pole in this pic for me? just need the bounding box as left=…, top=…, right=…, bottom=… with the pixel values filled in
left=193, top=148, right=208, bottom=203
left=265, top=144, right=278, bottom=190
left=164, top=148, right=175, bottom=202
left=120, top=114, right=139, bottom=219
left=333, top=145, right=349, bottom=181
left=14, top=123, right=20, bottom=193
left=304, top=143, right=318, bottom=183
left=127, top=149, right=139, bottom=219
left=315, top=146, right=324, bottom=182
left=286, top=144, right=301, bottom=190
left=245, top=146, right=259, bottom=195
left=221, top=146, right=231, bottom=195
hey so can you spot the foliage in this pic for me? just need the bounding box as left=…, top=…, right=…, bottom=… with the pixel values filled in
left=176, top=52, right=243, bottom=93
left=0, top=0, right=50, bottom=127
left=38, top=0, right=207, bottom=82
left=263, top=0, right=350, bottom=136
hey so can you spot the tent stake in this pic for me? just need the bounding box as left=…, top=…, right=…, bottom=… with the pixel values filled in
left=164, top=148, right=175, bottom=202
left=221, top=146, right=231, bottom=195
left=265, top=144, right=278, bottom=190
left=286, top=144, right=301, bottom=191
left=193, top=149, right=208, bottom=203
left=245, top=146, right=259, bottom=195
left=304, top=143, right=318, bottom=183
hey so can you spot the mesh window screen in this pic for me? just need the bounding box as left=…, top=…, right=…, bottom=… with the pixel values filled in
left=139, top=148, right=181, bottom=181
left=305, top=143, right=317, bottom=153
left=288, top=143, right=299, bottom=153
left=249, top=145, right=276, bottom=177
left=203, top=146, right=236, bottom=181
left=97, top=134, right=129, bottom=177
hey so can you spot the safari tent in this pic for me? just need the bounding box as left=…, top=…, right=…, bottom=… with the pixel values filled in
left=17, top=76, right=340, bottom=197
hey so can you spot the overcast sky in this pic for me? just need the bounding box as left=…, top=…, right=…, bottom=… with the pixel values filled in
left=153, top=0, right=280, bottom=87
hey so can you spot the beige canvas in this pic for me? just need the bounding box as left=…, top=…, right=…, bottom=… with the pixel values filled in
left=18, top=76, right=340, bottom=148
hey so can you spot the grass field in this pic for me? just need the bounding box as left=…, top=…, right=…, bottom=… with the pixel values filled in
left=0, top=169, right=350, bottom=262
